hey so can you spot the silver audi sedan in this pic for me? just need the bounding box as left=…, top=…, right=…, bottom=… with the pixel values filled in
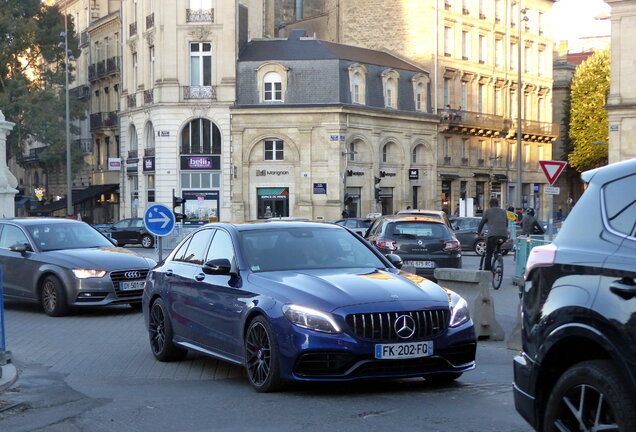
left=0, top=218, right=156, bottom=316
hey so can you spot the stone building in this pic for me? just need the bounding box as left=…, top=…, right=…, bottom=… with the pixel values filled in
left=273, top=0, right=559, bottom=217
left=232, top=33, right=438, bottom=220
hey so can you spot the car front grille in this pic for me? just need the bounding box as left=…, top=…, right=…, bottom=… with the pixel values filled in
left=345, top=309, right=450, bottom=341
left=109, top=269, right=149, bottom=298
left=295, top=352, right=357, bottom=376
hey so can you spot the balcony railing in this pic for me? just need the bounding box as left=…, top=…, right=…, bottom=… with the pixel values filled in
left=146, top=13, right=154, bottom=30
left=144, top=148, right=155, bottom=157
left=80, top=30, right=89, bottom=46
left=183, top=85, right=216, bottom=100
left=441, top=109, right=506, bottom=133
left=129, top=22, right=137, bottom=36
left=144, top=89, right=153, bottom=104
left=128, top=150, right=138, bottom=159
left=106, top=56, right=120, bottom=74
left=521, top=120, right=560, bottom=137
left=69, top=85, right=90, bottom=100
left=127, top=94, right=136, bottom=108
left=186, top=8, right=214, bottom=23
left=18, top=146, right=47, bottom=164
left=90, top=112, right=118, bottom=131
left=96, top=60, right=106, bottom=77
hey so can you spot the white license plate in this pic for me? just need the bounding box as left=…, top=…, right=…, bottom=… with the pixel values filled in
left=375, top=341, right=434, bottom=359
left=404, top=260, right=435, bottom=268
left=120, top=280, right=145, bottom=291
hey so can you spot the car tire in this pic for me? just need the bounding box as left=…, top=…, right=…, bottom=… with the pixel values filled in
left=245, top=316, right=283, bottom=393
left=424, top=372, right=463, bottom=385
left=40, top=275, right=69, bottom=317
left=141, top=234, right=154, bottom=249
left=543, top=360, right=636, bottom=432
left=474, top=239, right=487, bottom=255
left=148, top=298, right=187, bottom=362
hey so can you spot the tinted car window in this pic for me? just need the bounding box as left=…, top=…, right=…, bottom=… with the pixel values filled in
left=27, top=224, right=112, bottom=251
left=388, top=221, right=448, bottom=238
left=171, top=237, right=192, bottom=262
left=603, top=173, right=636, bottom=236
left=205, top=230, right=235, bottom=263
left=131, top=219, right=144, bottom=228
left=113, top=219, right=131, bottom=229
left=181, top=229, right=213, bottom=265
left=0, top=225, right=29, bottom=249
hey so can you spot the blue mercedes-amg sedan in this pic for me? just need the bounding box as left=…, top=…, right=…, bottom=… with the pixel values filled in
left=142, top=221, right=476, bottom=392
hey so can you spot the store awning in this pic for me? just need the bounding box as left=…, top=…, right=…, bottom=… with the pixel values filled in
left=473, top=173, right=491, bottom=178
left=439, top=173, right=460, bottom=179
left=493, top=174, right=509, bottom=181
left=28, top=184, right=118, bottom=215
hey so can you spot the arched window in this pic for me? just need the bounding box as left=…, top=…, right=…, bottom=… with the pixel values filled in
left=129, top=124, right=138, bottom=151
left=385, top=78, right=397, bottom=108
left=415, top=83, right=424, bottom=111
left=352, top=73, right=361, bottom=104
left=181, top=118, right=221, bottom=155
left=144, top=122, right=155, bottom=151
left=382, top=144, right=388, bottom=163
left=348, top=64, right=367, bottom=105
left=412, top=147, right=418, bottom=164
left=263, top=72, right=282, bottom=101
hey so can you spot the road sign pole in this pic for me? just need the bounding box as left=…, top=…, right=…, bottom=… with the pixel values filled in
left=158, top=236, right=163, bottom=263
left=548, top=194, right=554, bottom=242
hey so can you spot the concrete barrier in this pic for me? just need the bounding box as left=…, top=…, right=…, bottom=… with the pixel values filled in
left=433, top=268, right=505, bottom=341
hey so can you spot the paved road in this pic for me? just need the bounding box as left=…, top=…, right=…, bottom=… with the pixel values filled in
left=0, top=250, right=532, bottom=432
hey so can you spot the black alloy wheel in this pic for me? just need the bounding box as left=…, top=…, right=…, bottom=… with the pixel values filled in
left=148, top=298, right=187, bottom=361
left=141, top=234, right=154, bottom=249
left=245, top=316, right=282, bottom=392
left=40, top=275, right=69, bottom=317
left=543, top=360, right=636, bottom=432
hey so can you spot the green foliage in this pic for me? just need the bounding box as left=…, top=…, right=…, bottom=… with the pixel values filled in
left=0, top=0, right=85, bottom=172
left=568, top=49, right=610, bottom=172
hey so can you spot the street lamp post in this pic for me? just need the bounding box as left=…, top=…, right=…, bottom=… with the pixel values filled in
left=63, top=14, right=73, bottom=217
left=514, top=3, right=528, bottom=209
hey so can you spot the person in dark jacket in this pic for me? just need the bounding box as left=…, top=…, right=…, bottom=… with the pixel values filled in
left=478, top=198, right=509, bottom=270
left=522, top=208, right=544, bottom=235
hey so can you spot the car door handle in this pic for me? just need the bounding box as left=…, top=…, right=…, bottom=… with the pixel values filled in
left=195, top=273, right=205, bottom=281
left=165, top=270, right=173, bottom=277
left=610, top=280, right=636, bottom=300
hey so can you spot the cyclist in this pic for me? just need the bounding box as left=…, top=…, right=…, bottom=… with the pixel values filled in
left=477, top=198, right=509, bottom=270
left=521, top=208, right=545, bottom=236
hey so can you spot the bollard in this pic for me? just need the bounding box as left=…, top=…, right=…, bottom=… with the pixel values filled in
left=0, top=267, right=11, bottom=371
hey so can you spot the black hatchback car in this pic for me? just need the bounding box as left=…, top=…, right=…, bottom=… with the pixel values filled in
left=98, top=218, right=155, bottom=248
left=365, top=215, right=461, bottom=278
left=514, top=158, right=636, bottom=431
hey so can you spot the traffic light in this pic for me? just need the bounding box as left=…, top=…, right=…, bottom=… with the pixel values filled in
left=172, top=191, right=186, bottom=222
left=375, top=187, right=381, bottom=201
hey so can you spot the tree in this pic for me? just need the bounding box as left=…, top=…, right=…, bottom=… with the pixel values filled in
left=568, top=49, right=610, bottom=172
left=0, top=0, right=85, bottom=172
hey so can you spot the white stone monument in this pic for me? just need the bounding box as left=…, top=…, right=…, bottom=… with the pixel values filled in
left=0, top=110, right=17, bottom=218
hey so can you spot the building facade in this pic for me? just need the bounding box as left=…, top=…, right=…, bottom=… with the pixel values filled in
left=274, top=0, right=559, bottom=217
left=233, top=35, right=439, bottom=221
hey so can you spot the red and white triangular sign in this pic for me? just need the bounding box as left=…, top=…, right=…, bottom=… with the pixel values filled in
left=539, top=160, right=567, bottom=185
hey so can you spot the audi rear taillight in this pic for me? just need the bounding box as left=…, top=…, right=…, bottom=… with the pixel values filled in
left=524, top=243, right=556, bottom=279
left=375, top=238, right=397, bottom=251
left=444, top=240, right=461, bottom=251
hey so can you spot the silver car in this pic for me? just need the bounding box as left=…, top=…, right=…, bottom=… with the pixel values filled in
left=0, top=218, right=156, bottom=316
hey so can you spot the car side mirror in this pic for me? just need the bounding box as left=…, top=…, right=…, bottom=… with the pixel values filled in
left=9, top=243, right=32, bottom=256
left=453, top=225, right=460, bottom=230
left=385, top=253, right=403, bottom=269
left=202, top=258, right=233, bottom=275
left=110, top=238, right=118, bottom=246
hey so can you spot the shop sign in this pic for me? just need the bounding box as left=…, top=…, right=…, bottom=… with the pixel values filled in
left=346, top=169, right=364, bottom=177
left=180, top=155, right=220, bottom=170
left=126, top=158, right=139, bottom=170
left=409, top=169, right=419, bottom=180
left=34, top=187, right=46, bottom=201
left=108, top=158, right=122, bottom=171
left=143, top=157, right=155, bottom=172
left=313, top=183, right=327, bottom=194
left=255, top=169, right=290, bottom=176
left=379, top=170, right=396, bottom=178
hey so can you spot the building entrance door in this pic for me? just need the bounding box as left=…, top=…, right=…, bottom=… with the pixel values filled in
left=257, top=187, right=289, bottom=219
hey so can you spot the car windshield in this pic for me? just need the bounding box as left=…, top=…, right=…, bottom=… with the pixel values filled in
left=27, top=223, right=114, bottom=251
left=239, top=227, right=386, bottom=272
left=387, top=222, right=447, bottom=238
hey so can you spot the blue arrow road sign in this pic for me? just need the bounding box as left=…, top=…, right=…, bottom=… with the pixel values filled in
left=144, top=204, right=176, bottom=237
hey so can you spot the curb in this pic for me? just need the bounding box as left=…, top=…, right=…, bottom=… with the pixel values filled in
left=0, top=363, right=18, bottom=393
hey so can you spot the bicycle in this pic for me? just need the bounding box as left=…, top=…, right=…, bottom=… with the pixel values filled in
left=479, top=236, right=505, bottom=290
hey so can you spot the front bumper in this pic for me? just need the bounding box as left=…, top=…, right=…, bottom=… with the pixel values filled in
left=273, top=317, right=477, bottom=382
left=69, top=273, right=147, bottom=306
left=513, top=352, right=539, bottom=429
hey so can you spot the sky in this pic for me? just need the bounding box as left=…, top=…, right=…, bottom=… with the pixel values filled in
left=551, top=0, right=611, bottom=43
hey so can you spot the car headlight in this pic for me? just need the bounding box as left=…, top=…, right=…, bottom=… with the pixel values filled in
left=72, top=269, right=107, bottom=279
left=282, top=304, right=342, bottom=334
left=449, top=293, right=470, bottom=327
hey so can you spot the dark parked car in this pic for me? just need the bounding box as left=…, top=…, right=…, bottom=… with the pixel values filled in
left=99, top=218, right=155, bottom=248
left=0, top=218, right=156, bottom=316
left=143, top=221, right=476, bottom=392
left=514, top=158, right=636, bottom=431
left=334, top=217, right=374, bottom=236
left=365, top=215, right=462, bottom=278
left=449, top=216, right=513, bottom=255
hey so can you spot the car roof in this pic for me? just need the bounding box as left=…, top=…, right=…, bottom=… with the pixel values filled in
left=377, top=215, right=445, bottom=224
left=581, top=157, right=636, bottom=185
left=0, top=217, right=84, bottom=226
left=198, top=220, right=345, bottom=232
left=396, top=209, right=447, bottom=216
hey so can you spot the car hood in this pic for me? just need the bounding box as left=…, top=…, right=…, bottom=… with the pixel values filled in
left=42, top=247, right=155, bottom=270
left=248, top=267, right=450, bottom=312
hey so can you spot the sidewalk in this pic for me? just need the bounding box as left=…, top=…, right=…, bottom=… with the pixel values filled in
left=0, top=352, right=17, bottom=393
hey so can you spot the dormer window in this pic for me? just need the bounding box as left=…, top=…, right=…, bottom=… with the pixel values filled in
left=411, top=73, right=430, bottom=112
left=381, top=69, right=400, bottom=109
left=263, top=72, right=282, bottom=101
left=347, top=63, right=367, bottom=105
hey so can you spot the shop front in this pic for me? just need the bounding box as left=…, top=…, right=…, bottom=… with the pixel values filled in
left=257, top=187, right=289, bottom=219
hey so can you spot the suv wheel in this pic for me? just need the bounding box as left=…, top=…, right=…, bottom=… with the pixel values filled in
left=141, top=234, right=154, bottom=249
left=543, top=360, right=636, bottom=432
left=474, top=239, right=486, bottom=255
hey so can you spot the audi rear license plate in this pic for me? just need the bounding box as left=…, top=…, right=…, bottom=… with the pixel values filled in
left=120, top=281, right=145, bottom=291
left=375, top=341, right=434, bottom=359
left=404, top=260, right=435, bottom=268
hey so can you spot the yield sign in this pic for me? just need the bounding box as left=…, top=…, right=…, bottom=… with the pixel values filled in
left=539, top=160, right=567, bottom=185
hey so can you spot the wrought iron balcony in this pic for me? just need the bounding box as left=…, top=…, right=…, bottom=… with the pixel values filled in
left=183, top=85, right=216, bottom=100
left=106, top=56, right=120, bottom=74
left=441, top=109, right=506, bottom=137
left=186, top=8, right=214, bottom=23
left=90, top=112, right=118, bottom=131
left=80, top=30, right=89, bottom=46
left=18, top=146, right=47, bottom=164
left=128, top=149, right=138, bottom=159
left=146, top=13, right=154, bottom=30
left=88, top=64, right=96, bottom=81
left=74, top=139, right=92, bottom=154
left=129, top=22, right=137, bottom=37
left=144, top=89, right=153, bottom=104
left=506, top=120, right=561, bottom=143
left=96, top=60, right=106, bottom=77
left=144, top=148, right=155, bottom=157
left=69, top=85, right=90, bottom=100
left=127, top=94, right=136, bottom=108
